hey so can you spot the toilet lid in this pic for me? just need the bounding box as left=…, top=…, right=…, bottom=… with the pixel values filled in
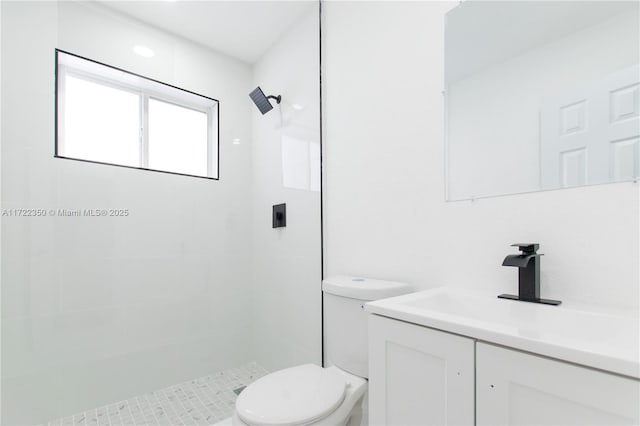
left=236, top=364, right=346, bottom=426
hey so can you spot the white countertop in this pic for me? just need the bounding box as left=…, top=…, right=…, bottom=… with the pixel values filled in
left=365, top=287, right=640, bottom=379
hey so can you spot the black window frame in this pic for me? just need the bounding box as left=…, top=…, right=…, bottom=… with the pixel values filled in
left=54, top=49, right=220, bottom=180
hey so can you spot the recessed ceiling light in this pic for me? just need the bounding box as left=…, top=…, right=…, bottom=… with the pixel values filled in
left=292, top=103, right=304, bottom=110
left=232, top=138, right=241, bottom=145
left=133, top=45, right=155, bottom=58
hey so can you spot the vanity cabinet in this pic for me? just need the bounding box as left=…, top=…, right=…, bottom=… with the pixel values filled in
left=368, top=315, right=640, bottom=426
left=368, top=315, right=475, bottom=425
left=476, top=342, right=640, bottom=425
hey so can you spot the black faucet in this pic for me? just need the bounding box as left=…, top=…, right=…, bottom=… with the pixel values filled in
left=498, top=243, right=561, bottom=306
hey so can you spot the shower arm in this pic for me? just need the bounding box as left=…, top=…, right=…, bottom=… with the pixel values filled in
left=267, top=95, right=282, bottom=104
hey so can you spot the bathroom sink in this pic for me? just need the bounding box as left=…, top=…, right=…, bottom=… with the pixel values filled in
left=365, top=287, right=640, bottom=379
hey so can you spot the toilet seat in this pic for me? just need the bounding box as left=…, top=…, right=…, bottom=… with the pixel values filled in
left=235, top=364, right=347, bottom=426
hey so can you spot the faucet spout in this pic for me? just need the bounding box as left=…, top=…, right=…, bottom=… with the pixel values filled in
left=502, top=253, right=538, bottom=268
left=498, top=243, right=561, bottom=306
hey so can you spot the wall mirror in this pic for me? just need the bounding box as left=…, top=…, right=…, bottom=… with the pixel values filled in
left=445, top=1, right=640, bottom=201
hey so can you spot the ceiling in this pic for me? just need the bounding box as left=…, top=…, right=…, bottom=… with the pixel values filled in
left=96, top=0, right=316, bottom=64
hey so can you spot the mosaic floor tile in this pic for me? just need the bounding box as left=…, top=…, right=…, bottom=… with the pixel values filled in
left=48, top=362, right=268, bottom=426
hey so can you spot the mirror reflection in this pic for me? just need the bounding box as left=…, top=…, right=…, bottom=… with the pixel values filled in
left=446, top=1, right=640, bottom=201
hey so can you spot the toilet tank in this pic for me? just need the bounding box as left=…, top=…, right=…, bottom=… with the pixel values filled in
left=322, top=276, right=411, bottom=378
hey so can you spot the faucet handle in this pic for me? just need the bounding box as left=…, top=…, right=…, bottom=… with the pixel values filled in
left=511, top=243, right=539, bottom=254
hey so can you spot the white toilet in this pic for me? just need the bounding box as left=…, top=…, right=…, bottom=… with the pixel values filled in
left=230, top=275, right=411, bottom=426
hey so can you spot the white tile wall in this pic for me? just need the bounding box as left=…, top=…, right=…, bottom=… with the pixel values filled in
left=250, top=5, right=322, bottom=373
left=1, top=2, right=255, bottom=423
left=2, top=2, right=322, bottom=423
left=48, top=363, right=268, bottom=426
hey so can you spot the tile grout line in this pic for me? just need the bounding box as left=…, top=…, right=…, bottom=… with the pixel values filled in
left=200, top=383, right=222, bottom=420
left=132, top=396, right=146, bottom=426
left=189, top=380, right=218, bottom=423
left=169, top=385, right=193, bottom=423
left=158, top=388, right=185, bottom=426
left=113, top=403, right=122, bottom=426
left=142, top=392, right=163, bottom=425
left=197, top=381, right=223, bottom=422
left=105, top=407, right=112, bottom=426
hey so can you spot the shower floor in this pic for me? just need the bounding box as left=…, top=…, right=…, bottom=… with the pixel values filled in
left=48, top=362, right=268, bottom=426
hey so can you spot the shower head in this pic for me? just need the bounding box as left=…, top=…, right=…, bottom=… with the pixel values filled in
left=249, top=86, right=281, bottom=115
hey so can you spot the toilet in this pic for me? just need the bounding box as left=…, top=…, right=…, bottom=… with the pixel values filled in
left=230, top=276, right=412, bottom=426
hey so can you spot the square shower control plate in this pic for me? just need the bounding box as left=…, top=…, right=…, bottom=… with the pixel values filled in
left=272, top=203, right=286, bottom=228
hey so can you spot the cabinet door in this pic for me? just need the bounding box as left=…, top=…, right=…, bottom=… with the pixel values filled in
left=477, top=342, right=640, bottom=425
left=368, top=315, right=474, bottom=425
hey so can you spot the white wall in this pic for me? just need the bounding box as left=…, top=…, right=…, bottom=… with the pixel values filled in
left=249, top=5, right=322, bottom=372
left=323, top=2, right=639, bottom=310
left=1, top=2, right=254, bottom=423
left=447, top=11, right=639, bottom=200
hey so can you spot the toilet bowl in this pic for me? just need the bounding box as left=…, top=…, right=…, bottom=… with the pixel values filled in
left=228, top=276, right=412, bottom=426
left=232, top=364, right=367, bottom=426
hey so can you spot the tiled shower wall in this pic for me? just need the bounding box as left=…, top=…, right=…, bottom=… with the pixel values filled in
left=2, top=1, right=323, bottom=424
left=250, top=4, right=322, bottom=373
left=1, top=2, right=254, bottom=423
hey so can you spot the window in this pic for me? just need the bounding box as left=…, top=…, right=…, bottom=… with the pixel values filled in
left=56, top=50, right=219, bottom=179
